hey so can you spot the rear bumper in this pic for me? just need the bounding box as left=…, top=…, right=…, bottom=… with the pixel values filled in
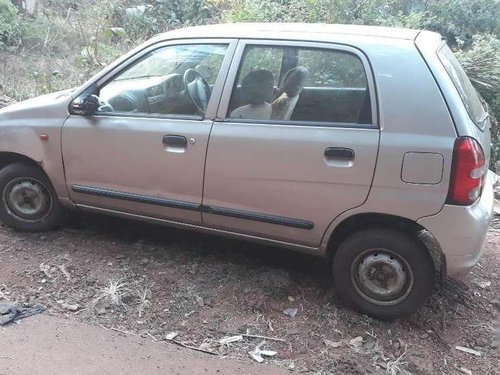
left=417, top=171, right=494, bottom=277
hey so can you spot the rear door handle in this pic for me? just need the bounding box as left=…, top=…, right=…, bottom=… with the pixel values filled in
left=324, top=147, right=355, bottom=167
left=163, top=135, right=187, bottom=147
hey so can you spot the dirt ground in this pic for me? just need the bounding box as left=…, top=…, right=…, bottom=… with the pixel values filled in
left=0, top=314, right=289, bottom=375
left=0, top=213, right=499, bottom=374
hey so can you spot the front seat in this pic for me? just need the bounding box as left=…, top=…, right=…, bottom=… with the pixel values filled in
left=230, top=70, right=274, bottom=120
left=271, top=66, right=309, bottom=120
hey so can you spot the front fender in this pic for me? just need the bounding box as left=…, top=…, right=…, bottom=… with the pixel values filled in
left=0, top=90, right=74, bottom=203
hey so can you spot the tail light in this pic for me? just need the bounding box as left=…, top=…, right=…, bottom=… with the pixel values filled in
left=447, top=137, right=486, bottom=206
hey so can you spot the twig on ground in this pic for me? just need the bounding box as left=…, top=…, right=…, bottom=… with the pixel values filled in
left=99, top=325, right=135, bottom=336
left=167, top=340, right=218, bottom=355
left=209, top=329, right=287, bottom=343
left=146, top=331, right=158, bottom=342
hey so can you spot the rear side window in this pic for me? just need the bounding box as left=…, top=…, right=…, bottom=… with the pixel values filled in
left=437, top=45, right=487, bottom=127
left=227, top=45, right=372, bottom=125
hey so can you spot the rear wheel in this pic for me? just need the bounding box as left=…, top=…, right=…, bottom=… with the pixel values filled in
left=0, top=163, right=63, bottom=232
left=332, top=228, right=434, bottom=320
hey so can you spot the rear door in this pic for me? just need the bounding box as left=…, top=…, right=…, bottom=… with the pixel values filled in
left=202, top=40, right=380, bottom=247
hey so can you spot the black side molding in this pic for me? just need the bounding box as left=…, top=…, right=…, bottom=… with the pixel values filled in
left=72, top=185, right=200, bottom=211
left=71, top=185, right=314, bottom=230
left=204, top=206, right=314, bottom=230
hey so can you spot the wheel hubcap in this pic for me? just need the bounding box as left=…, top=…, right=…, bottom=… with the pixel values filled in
left=352, top=249, right=414, bottom=306
left=3, top=178, right=52, bottom=222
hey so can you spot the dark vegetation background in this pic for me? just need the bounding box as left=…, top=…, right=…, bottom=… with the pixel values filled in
left=1, top=0, right=499, bottom=164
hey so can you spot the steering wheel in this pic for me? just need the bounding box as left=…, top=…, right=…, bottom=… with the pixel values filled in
left=94, top=95, right=114, bottom=113
left=183, top=68, right=211, bottom=114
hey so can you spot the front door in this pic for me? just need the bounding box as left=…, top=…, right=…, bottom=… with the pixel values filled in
left=62, top=41, right=235, bottom=224
left=202, top=40, right=380, bottom=246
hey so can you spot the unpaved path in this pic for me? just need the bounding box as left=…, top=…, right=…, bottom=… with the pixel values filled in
left=0, top=213, right=499, bottom=374
left=0, top=314, right=287, bottom=375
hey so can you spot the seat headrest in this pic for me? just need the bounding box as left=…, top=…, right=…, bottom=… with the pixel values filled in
left=241, top=70, right=274, bottom=105
left=281, top=66, right=309, bottom=97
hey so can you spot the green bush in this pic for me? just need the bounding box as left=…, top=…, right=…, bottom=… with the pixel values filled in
left=0, top=0, right=21, bottom=46
left=19, top=14, right=80, bottom=54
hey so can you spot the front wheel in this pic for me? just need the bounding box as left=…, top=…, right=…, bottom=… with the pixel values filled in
left=332, top=228, right=434, bottom=320
left=0, top=163, right=63, bottom=232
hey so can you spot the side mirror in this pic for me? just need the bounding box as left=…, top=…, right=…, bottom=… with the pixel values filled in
left=69, top=94, right=100, bottom=116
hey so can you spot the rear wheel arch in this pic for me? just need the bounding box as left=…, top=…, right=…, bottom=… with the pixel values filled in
left=326, top=213, right=445, bottom=276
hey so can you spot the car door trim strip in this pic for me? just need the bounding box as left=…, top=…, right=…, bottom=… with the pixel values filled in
left=71, top=185, right=314, bottom=229
left=203, top=206, right=314, bottom=229
left=71, top=185, right=200, bottom=211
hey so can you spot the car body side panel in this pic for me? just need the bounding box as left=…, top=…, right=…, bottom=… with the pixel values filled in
left=203, top=123, right=380, bottom=247
left=61, top=116, right=212, bottom=224
left=320, top=37, right=457, bottom=250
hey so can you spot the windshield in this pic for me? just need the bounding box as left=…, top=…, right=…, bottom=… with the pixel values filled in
left=437, top=44, right=487, bottom=127
left=117, top=44, right=226, bottom=82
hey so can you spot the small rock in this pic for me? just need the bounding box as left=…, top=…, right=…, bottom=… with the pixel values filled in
left=61, top=302, right=80, bottom=312
left=324, top=339, right=342, bottom=348
left=476, top=281, right=491, bottom=289
left=115, top=254, right=126, bottom=260
left=165, top=332, right=178, bottom=341
left=349, top=336, right=363, bottom=348
left=283, top=308, right=298, bottom=318
left=96, top=307, right=106, bottom=316
left=139, top=258, right=149, bottom=266
left=420, top=333, right=429, bottom=339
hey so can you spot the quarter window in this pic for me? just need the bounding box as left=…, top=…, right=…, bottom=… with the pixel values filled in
left=98, top=44, right=228, bottom=117
left=227, top=45, right=371, bottom=124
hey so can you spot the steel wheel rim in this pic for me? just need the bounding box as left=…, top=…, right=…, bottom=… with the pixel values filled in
left=351, top=248, right=414, bottom=306
left=2, top=177, right=53, bottom=222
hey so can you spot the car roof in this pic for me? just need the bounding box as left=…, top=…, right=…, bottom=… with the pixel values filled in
left=155, top=23, right=423, bottom=42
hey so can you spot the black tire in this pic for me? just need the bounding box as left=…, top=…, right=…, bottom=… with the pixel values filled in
left=0, top=163, right=63, bottom=232
left=332, top=228, right=434, bottom=320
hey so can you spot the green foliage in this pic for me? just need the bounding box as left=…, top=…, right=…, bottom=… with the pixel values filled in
left=108, top=0, right=220, bottom=42
left=0, top=0, right=21, bottom=46
left=455, top=35, right=500, bottom=105
left=418, top=0, right=500, bottom=47
left=19, top=14, right=79, bottom=54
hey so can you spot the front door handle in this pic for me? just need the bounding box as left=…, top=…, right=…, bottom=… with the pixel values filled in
left=163, top=135, right=187, bottom=147
left=325, top=147, right=355, bottom=159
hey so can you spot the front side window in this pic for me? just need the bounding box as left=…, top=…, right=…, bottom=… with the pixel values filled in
left=227, top=45, right=371, bottom=124
left=98, top=44, right=228, bottom=117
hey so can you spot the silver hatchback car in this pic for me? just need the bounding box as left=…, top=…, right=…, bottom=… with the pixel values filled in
left=0, top=24, right=494, bottom=319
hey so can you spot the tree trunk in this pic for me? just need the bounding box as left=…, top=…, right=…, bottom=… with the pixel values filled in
left=17, top=0, right=45, bottom=15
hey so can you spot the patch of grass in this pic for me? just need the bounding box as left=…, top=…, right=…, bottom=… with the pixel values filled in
left=89, top=278, right=131, bottom=311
